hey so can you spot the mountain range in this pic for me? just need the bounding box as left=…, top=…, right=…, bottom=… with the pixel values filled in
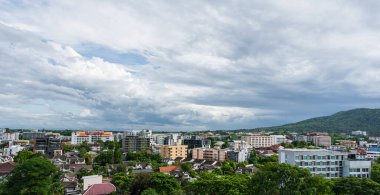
left=253, top=108, right=380, bottom=135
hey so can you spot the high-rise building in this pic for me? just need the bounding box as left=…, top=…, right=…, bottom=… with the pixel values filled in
left=227, top=149, right=249, bottom=163
left=183, top=136, right=211, bottom=149
left=312, top=136, right=331, bottom=147
left=121, top=130, right=153, bottom=153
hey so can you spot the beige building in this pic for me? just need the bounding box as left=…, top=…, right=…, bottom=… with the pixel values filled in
left=241, top=134, right=286, bottom=148
left=158, top=143, right=188, bottom=160
left=312, top=136, right=331, bottom=147
left=192, top=148, right=227, bottom=161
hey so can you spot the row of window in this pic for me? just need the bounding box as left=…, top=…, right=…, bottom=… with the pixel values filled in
left=296, top=161, right=341, bottom=166
left=349, top=168, right=369, bottom=172
left=295, top=155, right=343, bottom=160
left=305, top=167, right=341, bottom=172
left=350, top=174, right=369, bottom=178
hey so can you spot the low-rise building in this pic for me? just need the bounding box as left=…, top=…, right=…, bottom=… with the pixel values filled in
left=227, top=149, right=249, bottom=163
left=192, top=148, right=228, bottom=161
left=241, top=134, right=286, bottom=148
left=71, top=131, right=114, bottom=145
left=312, top=136, right=331, bottom=147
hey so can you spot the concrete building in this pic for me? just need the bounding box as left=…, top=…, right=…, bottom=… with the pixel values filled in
left=192, top=148, right=228, bottom=161
left=312, top=136, right=331, bottom=147
left=227, top=149, right=249, bottom=163
left=343, top=160, right=371, bottom=178
left=158, top=143, right=188, bottom=159
left=351, top=131, right=367, bottom=136
left=122, top=135, right=151, bottom=153
left=34, top=137, right=62, bottom=157
left=241, top=134, right=286, bottom=148
left=183, top=136, right=211, bottom=149
left=229, top=140, right=249, bottom=150
left=71, top=131, right=114, bottom=145
left=3, top=145, right=24, bottom=156
left=82, top=175, right=102, bottom=190
left=279, top=149, right=371, bottom=178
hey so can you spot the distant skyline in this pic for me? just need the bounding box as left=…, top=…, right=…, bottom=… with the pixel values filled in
left=1, top=1, right=380, bottom=131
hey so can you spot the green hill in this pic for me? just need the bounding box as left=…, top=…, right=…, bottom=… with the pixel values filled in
left=257, top=108, right=380, bottom=134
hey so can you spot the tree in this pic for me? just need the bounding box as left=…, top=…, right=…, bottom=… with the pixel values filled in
left=332, top=177, right=380, bottom=195
left=250, top=162, right=330, bottom=195
left=4, top=158, right=63, bottom=195
left=149, top=173, right=181, bottom=194
left=185, top=172, right=250, bottom=194
left=14, top=150, right=44, bottom=164
left=371, top=163, right=380, bottom=183
left=94, top=150, right=114, bottom=166
left=111, top=173, right=134, bottom=193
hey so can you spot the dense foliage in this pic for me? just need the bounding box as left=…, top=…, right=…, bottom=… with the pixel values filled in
left=3, top=157, right=63, bottom=195
left=109, top=161, right=380, bottom=195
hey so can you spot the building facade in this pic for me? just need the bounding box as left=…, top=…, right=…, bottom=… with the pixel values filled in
left=183, top=136, right=211, bottom=149
left=312, top=136, right=332, bottom=147
left=192, top=148, right=227, bottom=161
left=279, top=149, right=371, bottom=178
left=71, top=131, right=114, bottom=145
left=158, top=143, right=188, bottom=159
left=241, top=134, right=286, bottom=148
left=122, top=136, right=151, bottom=153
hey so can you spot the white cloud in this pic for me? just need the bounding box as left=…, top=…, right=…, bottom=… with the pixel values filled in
left=1, top=1, right=380, bottom=130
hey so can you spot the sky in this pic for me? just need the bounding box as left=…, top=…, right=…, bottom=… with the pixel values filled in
left=1, top=1, right=380, bottom=131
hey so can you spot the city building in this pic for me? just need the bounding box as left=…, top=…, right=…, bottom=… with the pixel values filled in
left=226, top=149, right=249, bottom=163
left=279, top=149, right=371, bottom=178
left=3, top=145, right=24, bottom=156
left=71, top=131, right=114, bottom=145
left=312, top=136, right=331, bottom=147
left=158, top=143, right=188, bottom=160
left=241, top=134, right=286, bottom=148
left=21, top=132, right=46, bottom=140
left=122, top=134, right=151, bottom=153
left=192, top=148, right=228, bottom=161
left=351, top=131, right=367, bottom=136
left=229, top=140, right=249, bottom=150
left=183, top=136, right=211, bottom=149
left=34, top=137, right=62, bottom=157
left=369, top=135, right=380, bottom=142
left=338, top=140, right=358, bottom=148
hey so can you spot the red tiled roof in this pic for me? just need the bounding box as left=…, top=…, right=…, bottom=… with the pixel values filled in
left=0, top=161, right=16, bottom=174
left=83, top=183, right=116, bottom=195
left=159, top=165, right=177, bottom=172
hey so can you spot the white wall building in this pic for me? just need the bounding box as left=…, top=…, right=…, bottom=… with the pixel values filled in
left=82, top=175, right=102, bottom=190
left=71, top=131, right=114, bottom=145
left=343, top=160, right=371, bottom=178
left=3, top=145, right=24, bottom=156
left=279, top=149, right=371, bottom=178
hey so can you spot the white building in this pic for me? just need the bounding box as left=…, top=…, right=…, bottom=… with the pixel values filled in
left=351, top=131, right=367, bottom=136
left=82, top=175, right=102, bottom=190
left=227, top=149, right=250, bottom=163
left=3, top=145, right=24, bottom=156
left=279, top=149, right=371, bottom=178
left=229, top=140, right=250, bottom=150
left=71, top=131, right=114, bottom=145
left=1, top=132, right=19, bottom=141
left=241, top=134, right=286, bottom=148
left=343, top=160, right=371, bottom=178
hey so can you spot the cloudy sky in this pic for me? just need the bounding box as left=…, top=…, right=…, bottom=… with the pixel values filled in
left=1, top=1, right=380, bottom=131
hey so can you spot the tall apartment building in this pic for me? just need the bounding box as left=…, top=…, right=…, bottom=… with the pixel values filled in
left=34, top=137, right=62, bottom=157
left=71, top=131, right=114, bottom=145
left=241, top=134, right=286, bottom=148
left=158, top=143, right=188, bottom=159
left=279, top=149, right=371, bottom=178
left=121, top=130, right=153, bottom=153
left=183, top=136, right=211, bottom=149
left=192, top=148, right=228, bottom=161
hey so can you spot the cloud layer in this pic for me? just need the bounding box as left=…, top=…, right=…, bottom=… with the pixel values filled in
left=1, top=1, right=380, bottom=130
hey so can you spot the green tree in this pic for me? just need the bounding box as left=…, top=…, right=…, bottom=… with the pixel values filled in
left=250, top=162, right=329, bottom=195
left=149, top=173, right=181, bottom=195
left=332, top=177, right=380, bottom=195
left=14, top=150, right=44, bottom=164
left=94, top=150, right=114, bottom=166
left=141, top=188, right=158, bottom=195
left=371, top=163, right=380, bottom=183
left=111, top=173, right=134, bottom=193
left=4, top=158, right=63, bottom=195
